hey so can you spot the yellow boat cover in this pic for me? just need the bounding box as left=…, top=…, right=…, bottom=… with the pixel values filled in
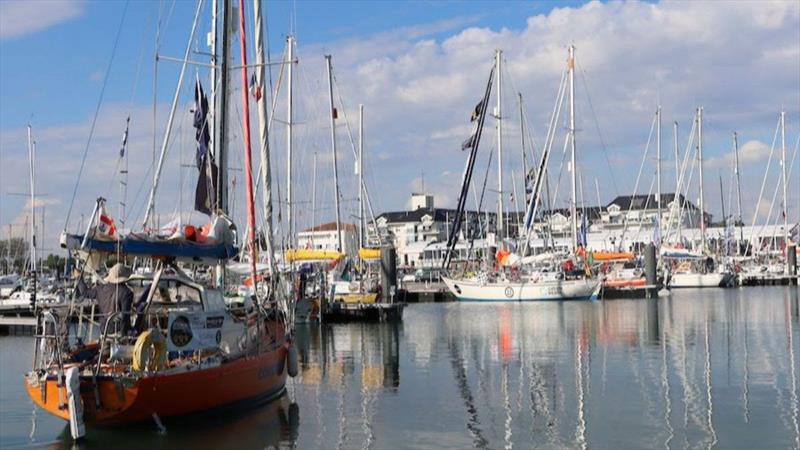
left=285, top=248, right=344, bottom=262
left=336, top=293, right=378, bottom=304
left=358, top=247, right=381, bottom=260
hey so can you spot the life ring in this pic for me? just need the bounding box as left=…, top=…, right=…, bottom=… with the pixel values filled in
left=132, top=329, right=167, bottom=372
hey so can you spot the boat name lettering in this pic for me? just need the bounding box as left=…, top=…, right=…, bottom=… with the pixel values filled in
left=206, top=316, right=224, bottom=328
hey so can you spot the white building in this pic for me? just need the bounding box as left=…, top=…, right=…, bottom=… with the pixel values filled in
left=371, top=193, right=492, bottom=268
left=296, top=222, right=358, bottom=257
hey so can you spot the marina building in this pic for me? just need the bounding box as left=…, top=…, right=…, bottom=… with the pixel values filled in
left=297, top=222, right=359, bottom=256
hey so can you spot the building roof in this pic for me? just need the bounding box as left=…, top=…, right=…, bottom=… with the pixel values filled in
left=377, top=208, right=463, bottom=224
left=301, top=221, right=356, bottom=232
left=606, top=193, right=698, bottom=212
left=539, top=206, right=604, bottom=221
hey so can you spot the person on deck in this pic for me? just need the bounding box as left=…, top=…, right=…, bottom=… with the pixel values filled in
left=94, top=263, right=134, bottom=336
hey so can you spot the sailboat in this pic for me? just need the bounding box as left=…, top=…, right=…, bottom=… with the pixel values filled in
left=662, top=108, right=735, bottom=288
left=25, top=0, right=295, bottom=439
left=442, top=46, right=600, bottom=302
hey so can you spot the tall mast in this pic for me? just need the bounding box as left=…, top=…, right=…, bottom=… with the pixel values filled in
left=697, top=107, right=706, bottom=252
left=674, top=121, right=680, bottom=237
left=656, top=105, right=662, bottom=234
left=216, top=0, right=231, bottom=215
left=780, top=110, right=788, bottom=255
left=495, top=49, right=504, bottom=241
left=237, top=0, right=258, bottom=285
left=568, top=44, right=578, bottom=250
left=325, top=55, right=343, bottom=252
left=311, top=152, right=317, bottom=248
left=286, top=35, right=294, bottom=247
left=27, top=125, right=37, bottom=308
left=358, top=103, right=365, bottom=249
left=733, top=132, right=743, bottom=255
left=253, top=0, right=276, bottom=275
left=518, top=93, right=527, bottom=204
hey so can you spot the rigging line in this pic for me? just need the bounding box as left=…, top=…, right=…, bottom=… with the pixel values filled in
left=64, top=0, right=130, bottom=230
left=331, top=73, right=382, bottom=241
left=744, top=117, right=781, bottom=256
left=617, top=110, right=657, bottom=248
left=577, top=61, right=619, bottom=196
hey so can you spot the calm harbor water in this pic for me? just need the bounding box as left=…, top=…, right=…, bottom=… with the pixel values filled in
left=1, top=287, right=799, bottom=449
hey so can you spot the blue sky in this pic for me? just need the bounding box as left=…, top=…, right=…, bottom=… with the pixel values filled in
left=0, top=0, right=577, bottom=129
left=1, top=0, right=798, bottom=251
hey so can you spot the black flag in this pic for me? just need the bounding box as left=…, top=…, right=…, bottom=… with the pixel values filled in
left=193, top=78, right=216, bottom=215
left=470, top=99, right=484, bottom=122
left=461, top=132, right=477, bottom=151
left=195, top=154, right=218, bottom=215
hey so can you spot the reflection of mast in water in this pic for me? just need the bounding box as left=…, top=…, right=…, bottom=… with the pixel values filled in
left=360, top=326, right=375, bottom=450
left=786, top=289, right=799, bottom=448
left=575, top=325, right=588, bottom=450
left=741, top=291, right=750, bottom=423
left=499, top=306, right=513, bottom=450
left=661, top=299, right=674, bottom=450
left=703, top=314, right=717, bottom=449
left=448, top=339, right=489, bottom=448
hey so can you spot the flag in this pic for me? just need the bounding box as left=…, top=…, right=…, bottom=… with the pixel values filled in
left=470, top=99, right=484, bottom=122
left=96, top=204, right=117, bottom=239
left=194, top=153, right=218, bottom=215
left=249, top=73, right=262, bottom=101
left=119, top=116, right=129, bottom=158
left=577, top=213, right=588, bottom=247
left=461, top=132, right=476, bottom=151
left=652, top=216, right=661, bottom=245
left=193, top=78, right=211, bottom=169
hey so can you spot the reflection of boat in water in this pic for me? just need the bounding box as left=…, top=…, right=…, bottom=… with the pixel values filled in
left=54, top=393, right=299, bottom=449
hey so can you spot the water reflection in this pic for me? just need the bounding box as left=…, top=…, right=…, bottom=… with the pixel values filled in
left=48, top=394, right=298, bottom=449
left=2, top=287, right=799, bottom=449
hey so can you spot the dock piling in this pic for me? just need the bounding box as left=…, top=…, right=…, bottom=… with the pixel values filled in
left=645, top=243, right=658, bottom=298
left=788, top=244, right=797, bottom=286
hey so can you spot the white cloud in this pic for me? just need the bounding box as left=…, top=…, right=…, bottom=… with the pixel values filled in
left=706, top=139, right=772, bottom=169
left=0, top=0, right=84, bottom=39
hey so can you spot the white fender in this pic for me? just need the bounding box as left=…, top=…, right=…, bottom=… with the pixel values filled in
left=65, top=366, right=85, bottom=440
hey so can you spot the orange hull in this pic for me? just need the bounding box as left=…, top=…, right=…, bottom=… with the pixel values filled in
left=26, top=340, right=288, bottom=426
left=603, top=277, right=647, bottom=288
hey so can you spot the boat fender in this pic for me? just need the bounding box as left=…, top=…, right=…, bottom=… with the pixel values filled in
left=65, top=366, right=85, bottom=440
left=287, top=343, right=299, bottom=378
left=133, top=329, right=167, bottom=373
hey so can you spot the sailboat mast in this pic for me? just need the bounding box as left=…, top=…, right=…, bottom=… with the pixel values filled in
left=253, top=0, right=276, bottom=275
left=27, top=125, right=37, bottom=308
left=495, top=49, right=504, bottom=241
left=656, top=105, right=662, bottom=233
left=518, top=93, right=527, bottom=205
left=27, top=126, right=36, bottom=274
left=733, top=132, right=743, bottom=255
left=311, top=152, right=317, bottom=248
left=236, top=0, right=258, bottom=284
left=325, top=55, right=344, bottom=252
left=780, top=110, right=788, bottom=253
left=697, top=107, right=706, bottom=251
left=358, top=104, right=365, bottom=249
left=568, top=44, right=578, bottom=251
left=286, top=35, right=294, bottom=247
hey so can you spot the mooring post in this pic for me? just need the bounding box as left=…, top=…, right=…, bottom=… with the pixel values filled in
left=645, top=243, right=658, bottom=298
left=788, top=244, right=797, bottom=286
left=380, top=246, right=397, bottom=303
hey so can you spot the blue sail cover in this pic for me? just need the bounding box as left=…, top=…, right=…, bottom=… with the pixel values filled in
left=62, top=233, right=238, bottom=263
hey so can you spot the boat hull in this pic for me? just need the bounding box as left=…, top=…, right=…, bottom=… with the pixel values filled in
left=669, top=272, right=735, bottom=288
left=442, top=276, right=601, bottom=301
left=25, top=341, right=288, bottom=426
